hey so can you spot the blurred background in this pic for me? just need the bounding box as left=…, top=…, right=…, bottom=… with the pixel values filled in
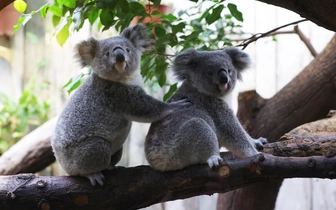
left=0, top=0, right=334, bottom=209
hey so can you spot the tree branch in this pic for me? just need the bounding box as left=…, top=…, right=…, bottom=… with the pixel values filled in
left=258, top=0, right=336, bottom=32
left=0, top=152, right=335, bottom=210
left=294, top=25, right=318, bottom=57
left=0, top=0, right=13, bottom=11
left=0, top=115, right=336, bottom=209
left=236, top=19, right=307, bottom=49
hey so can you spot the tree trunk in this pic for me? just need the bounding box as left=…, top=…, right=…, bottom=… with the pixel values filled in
left=258, top=0, right=336, bottom=32
left=217, top=34, right=336, bottom=210
left=0, top=118, right=56, bottom=175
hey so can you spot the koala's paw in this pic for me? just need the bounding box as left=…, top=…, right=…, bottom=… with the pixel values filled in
left=207, top=155, right=223, bottom=169
left=254, top=137, right=268, bottom=151
left=85, top=172, right=105, bottom=186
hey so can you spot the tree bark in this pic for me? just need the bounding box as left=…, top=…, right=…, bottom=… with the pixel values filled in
left=217, top=34, right=336, bottom=210
left=0, top=152, right=336, bottom=210
left=0, top=0, right=13, bottom=11
left=0, top=118, right=56, bottom=175
left=0, top=118, right=335, bottom=209
left=258, top=0, right=336, bottom=32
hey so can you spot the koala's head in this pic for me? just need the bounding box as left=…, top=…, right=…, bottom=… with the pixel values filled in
left=172, top=47, right=250, bottom=97
left=75, top=24, right=152, bottom=82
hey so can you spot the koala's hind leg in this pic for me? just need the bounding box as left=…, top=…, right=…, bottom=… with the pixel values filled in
left=175, top=118, right=223, bottom=170
left=68, top=137, right=112, bottom=186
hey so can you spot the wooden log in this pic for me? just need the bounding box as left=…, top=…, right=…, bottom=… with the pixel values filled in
left=0, top=118, right=56, bottom=175
left=0, top=152, right=335, bottom=210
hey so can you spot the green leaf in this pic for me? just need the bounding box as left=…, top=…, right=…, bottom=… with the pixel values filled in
left=13, top=14, right=32, bottom=31
left=99, top=10, right=116, bottom=28
left=150, top=0, right=162, bottom=8
left=55, top=18, right=70, bottom=46
left=40, top=5, right=48, bottom=18
left=63, top=0, right=76, bottom=8
left=49, top=5, right=62, bottom=17
left=52, top=15, right=61, bottom=27
left=63, top=74, right=83, bottom=94
left=88, top=6, right=99, bottom=25
left=206, top=4, right=224, bottom=25
left=14, top=0, right=27, bottom=13
left=163, top=83, right=177, bottom=102
left=129, top=2, right=146, bottom=15
left=118, top=0, right=129, bottom=13
left=158, top=73, right=166, bottom=87
left=227, top=3, right=243, bottom=22
left=154, top=26, right=166, bottom=37
left=171, top=22, right=185, bottom=34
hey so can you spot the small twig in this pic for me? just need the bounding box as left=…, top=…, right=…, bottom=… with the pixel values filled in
left=231, top=30, right=295, bottom=42
left=294, top=25, right=318, bottom=57
left=236, top=19, right=308, bottom=49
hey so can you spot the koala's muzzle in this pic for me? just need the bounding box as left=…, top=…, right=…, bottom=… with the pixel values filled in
left=114, top=47, right=125, bottom=63
left=218, top=69, right=228, bottom=84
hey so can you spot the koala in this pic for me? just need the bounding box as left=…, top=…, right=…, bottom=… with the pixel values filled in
left=51, top=24, right=189, bottom=186
left=145, top=47, right=267, bottom=171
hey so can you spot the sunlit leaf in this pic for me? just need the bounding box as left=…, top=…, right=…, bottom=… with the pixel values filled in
left=49, top=5, right=62, bottom=17
left=63, top=0, right=76, bottom=8
left=14, top=0, right=27, bottom=13
left=13, top=14, right=32, bottom=31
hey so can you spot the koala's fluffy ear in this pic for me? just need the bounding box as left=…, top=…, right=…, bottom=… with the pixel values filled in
left=121, top=24, right=153, bottom=53
left=172, top=48, right=198, bottom=81
left=75, top=38, right=98, bottom=67
left=224, top=47, right=251, bottom=80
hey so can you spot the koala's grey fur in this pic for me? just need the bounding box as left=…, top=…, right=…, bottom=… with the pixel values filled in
left=145, top=48, right=267, bottom=171
left=51, top=24, right=188, bottom=186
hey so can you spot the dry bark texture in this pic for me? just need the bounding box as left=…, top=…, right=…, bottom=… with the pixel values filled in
left=258, top=0, right=336, bottom=32
left=0, top=153, right=336, bottom=210
left=0, top=119, right=56, bottom=175
left=0, top=118, right=336, bottom=209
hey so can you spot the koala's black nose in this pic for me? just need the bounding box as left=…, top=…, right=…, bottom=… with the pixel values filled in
left=218, top=69, right=228, bottom=84
left=114, top=47, right=125, bottom=63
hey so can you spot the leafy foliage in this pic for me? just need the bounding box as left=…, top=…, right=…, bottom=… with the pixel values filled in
left=0, top=79, right=50, bottom=154
left=14, top=0, right=244, bottom=99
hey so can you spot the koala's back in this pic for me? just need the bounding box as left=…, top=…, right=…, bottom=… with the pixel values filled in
left=53, top=74, right=131, bottom=152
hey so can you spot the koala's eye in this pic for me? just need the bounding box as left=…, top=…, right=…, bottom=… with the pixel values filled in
left=126, top=48, right=130, bottom=53
left=207, top=71, right=214, bottom=76
left=228, top=69, right=232, bottom=74
left=105, top=51, right=110, bottom=57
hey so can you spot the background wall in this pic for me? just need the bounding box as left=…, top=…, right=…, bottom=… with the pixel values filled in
left=0, top=0, right=334, bottom=209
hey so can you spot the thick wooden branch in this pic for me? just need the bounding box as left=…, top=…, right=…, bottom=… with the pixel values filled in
left=258, top=0, right=336, bottom=32
left=0, top=152, right=335, bottom=210
left=0, top=116, right=336, bottom=209
left=0, top=119, right=56, bottom=175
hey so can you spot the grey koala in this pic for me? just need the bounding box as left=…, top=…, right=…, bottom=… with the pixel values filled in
left=51, top=24, right=188, bottom=186
left=145, top=47, right=267, bottom=171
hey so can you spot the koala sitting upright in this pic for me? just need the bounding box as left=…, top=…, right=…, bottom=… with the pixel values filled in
left=51, top=24, right=188, bottom=186
left=145, top=48, right=267, bottom=171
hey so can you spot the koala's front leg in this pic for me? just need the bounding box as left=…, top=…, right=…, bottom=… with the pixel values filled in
left=121, top=88, right=190, bottom=122
left=217, top=111, right=262, bottom=158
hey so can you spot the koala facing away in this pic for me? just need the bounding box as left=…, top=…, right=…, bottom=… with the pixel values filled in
left=145, top=48, right=267, bottom=171
left=51, top=24, right=188, bottom=185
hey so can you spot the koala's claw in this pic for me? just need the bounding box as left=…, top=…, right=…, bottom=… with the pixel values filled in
left=254, top=137, right=268, bottom=151
left=207, top=155, right=223, bottom=169
left=85, top=172, right=105, bottom=186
